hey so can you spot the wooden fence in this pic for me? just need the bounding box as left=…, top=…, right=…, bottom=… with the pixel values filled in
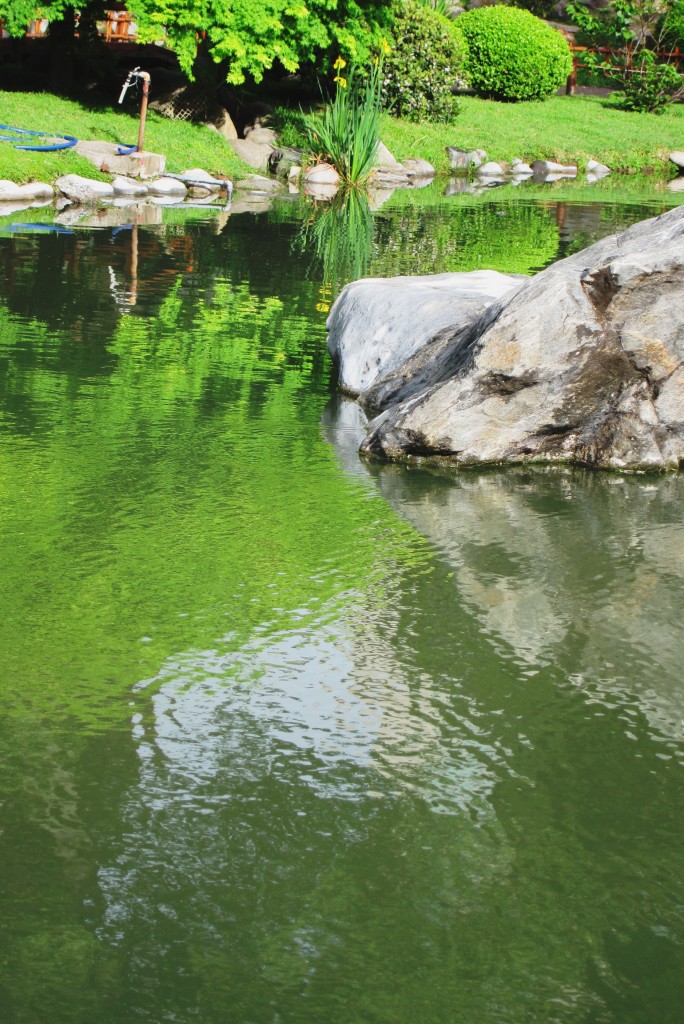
left=567, top=43, right=684, bottom=93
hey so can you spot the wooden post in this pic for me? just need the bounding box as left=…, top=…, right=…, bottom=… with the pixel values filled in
left=566, top=56, right=577, bottom=95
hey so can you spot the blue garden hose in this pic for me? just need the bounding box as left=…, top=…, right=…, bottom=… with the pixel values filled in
left=0, top=124, right=78, bottom=152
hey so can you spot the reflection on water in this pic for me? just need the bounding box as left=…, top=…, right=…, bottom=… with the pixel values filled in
left=1, top=193, right=684, bottom=1024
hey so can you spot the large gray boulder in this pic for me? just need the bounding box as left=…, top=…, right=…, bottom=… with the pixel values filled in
left=359, top=205, right=684, bottom=472
left=327, top=270, right=525, bottom=397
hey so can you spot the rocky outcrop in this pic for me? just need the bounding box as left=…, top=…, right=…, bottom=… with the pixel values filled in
left=340, top=206, right=684, bottom=472
left=327, top=270, right=525, bottom=397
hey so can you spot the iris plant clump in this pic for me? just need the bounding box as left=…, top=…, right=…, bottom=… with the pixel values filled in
left=303, top=49, right=388, bottom=188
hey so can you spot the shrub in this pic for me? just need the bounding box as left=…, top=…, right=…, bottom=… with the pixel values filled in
left=381, top=2, right=466, bottom=122
left=456, top=5, right=573, bottom=101
left=568, top=0, right=684, bottom=113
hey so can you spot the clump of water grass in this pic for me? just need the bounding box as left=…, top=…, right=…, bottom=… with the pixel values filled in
left=303, top=54, right=386, bottom=188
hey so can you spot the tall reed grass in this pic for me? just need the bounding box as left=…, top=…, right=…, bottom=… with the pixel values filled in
left=303, top=58, right=385, bottom=188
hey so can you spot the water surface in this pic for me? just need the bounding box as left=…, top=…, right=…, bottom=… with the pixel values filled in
left=1, top=186, right=683, bottom=1024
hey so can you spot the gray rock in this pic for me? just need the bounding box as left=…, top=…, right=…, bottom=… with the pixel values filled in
left=447, top=146, right=487, bottom=172
left=532, top=160, right=577, bottom=181
left=359, top=206, right=684, bottom=472
left=669, top=150, right=684, bottom=170
left=478, top=161, right=506, bottom=177
left=234, top=174, right=284, bottom=193
left=74, top=140, right=165, bottom=178
left=327, top=270, right=526, bottom=397
left=402, top=158, right=436, bottom=181
left=228, top=138, right=275, bottom=172
left=244, top=126, right=279, bottom=146
left=586, top=158, right=611, bottom=177
left=374, top=141, right=403, bottom=170
left=205, top=108, right=238, bottom=141
left=510, top=159, right=533, bottom=176
left=56, top=174, right=115, bottom=202
left=370, top=168, right=411, bottom=189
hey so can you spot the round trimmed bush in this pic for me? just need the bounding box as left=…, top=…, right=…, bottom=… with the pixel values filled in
left=382, top=2, right=467, bottom=122
left=457, top=5, right=573, bottom=101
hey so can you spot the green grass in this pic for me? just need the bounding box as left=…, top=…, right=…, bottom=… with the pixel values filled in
left=3, top=88, right=683, bottom=187
left=0, top=91, right=250, bottom=184
left=278, top=93, right=684, bottom=176
left=381, top=94, right=684, bottom=175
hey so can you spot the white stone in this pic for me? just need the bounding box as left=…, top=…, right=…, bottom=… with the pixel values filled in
left=587, top=159, right=611, bottom=177
left=669, top=150, right=684, bottom=169
left=0, top=179, right=54, bottom=201
left=478, top=162, right=505, bottom=177
left=402, top=158, right=436, bottom=180
left=56, top=175, right=115, bottom=202
left=146, top=177, right=188, bottom=197
left=112, top=175, right=148, bottom=196
left=181, top=168, right=223, bottom=191
left=510, top=160, right=533, bottom=175
left=532, top=160, right=577, bottom=177
left=304, top=182, right=339, bottom=201
left=305, top=163, right=340, bottom=187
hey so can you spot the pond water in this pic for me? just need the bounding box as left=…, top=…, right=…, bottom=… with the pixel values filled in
left=1, top=182, right=684, bottom=1024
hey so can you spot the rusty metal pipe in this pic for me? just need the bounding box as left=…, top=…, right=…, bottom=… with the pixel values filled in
left=136, top=71, right=151, bottom=153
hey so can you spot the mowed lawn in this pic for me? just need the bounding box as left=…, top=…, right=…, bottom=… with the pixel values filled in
left=380, top=93, right=684, bottom=174
left=0, top=90, right=249, bottom=184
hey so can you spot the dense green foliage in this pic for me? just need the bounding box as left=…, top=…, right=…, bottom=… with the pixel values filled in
left=457, top=5, right=573, bottom=101
left=303, top=58, right=384, bottom=186
left=0, top=0, right=392, bottom=84
left=381, top=1, right=464, bottom=122
left=568, top=0, right=684, bottom=112
left=660, top=0, right=684, bottom=48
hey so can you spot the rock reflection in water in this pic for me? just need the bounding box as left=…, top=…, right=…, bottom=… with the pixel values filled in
left=323, top=396, right=684, bottom=745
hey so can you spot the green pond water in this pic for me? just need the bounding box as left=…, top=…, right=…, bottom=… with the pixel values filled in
left=1, top=183, right=684, bottom=1024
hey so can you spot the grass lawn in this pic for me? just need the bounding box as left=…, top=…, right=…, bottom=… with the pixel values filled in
left=0, top=91, right=250, bottom=184
left=2, top=88, right=682, bottom=187
left=280, top=93, right=684, bottom=176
